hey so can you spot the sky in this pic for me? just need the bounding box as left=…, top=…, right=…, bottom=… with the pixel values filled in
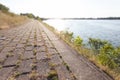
left=0, top=0, right=120, bottom=18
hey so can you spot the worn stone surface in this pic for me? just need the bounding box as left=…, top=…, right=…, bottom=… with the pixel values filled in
left=17, top=59, right=32, bottom=73
left=0, top=67, right=14, bottom=80
left=36, top=52, right=46, bottom=60
left=16, top=74, right=29, bottom=80
left=4, top=54, right=18, bottom=66
left=24, top=51, right=34, bottom=59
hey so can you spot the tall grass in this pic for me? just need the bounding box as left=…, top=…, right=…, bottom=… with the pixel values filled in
left=0, top=11, right=28, bottom=29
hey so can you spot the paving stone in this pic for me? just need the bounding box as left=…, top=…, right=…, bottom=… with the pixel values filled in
left=46, top=43, right=53, bottom=48
left=0, top=40, right=3, bottom=43
left=56, top=64, right=74, bottom=80
left=37, top=42, right=45, bottom=47
left=6, top=43, right=17, bottom=47
left=51, top=54, right=62, bottom=65
left=0, top=67, right=14, bottom=80
left=14, top=48, right=25, bottom=54
left=4, top=54, right=18, bottom=66
left=26, top=42, right=34, bottom=46
left=20, top=40, right=27, bottom=44
left=12, top=39, right=20, bottom=43
left=0, top=52, right=7, bottom=62
left=0, top=46, right=3, bottom=51
left=0, top=36, right=6, bottom=40
left=36, top=52, right=47, bottom=60
left=16, top=44, right=25, bottom=48
left=25, top=46, right=34, bottom=51
left=24, top=51, right=34, bottom=59
left=37, top=46, right=46, bottom=52
left=48, top=48, right=57, bottom=54
left=5, top=38, right=11, bottom=41
left=1, top=47, right=15, bottom=52
left=37, top=60, right=50, bottom=75
left=16, top=74, right=29, bottom=80
left=17, top=59, right=32, bottom=73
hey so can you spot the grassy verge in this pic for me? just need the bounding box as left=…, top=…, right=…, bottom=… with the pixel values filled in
left=0, top=11, right=28, bottom=29
left=41, top=21, right=120, bottom=80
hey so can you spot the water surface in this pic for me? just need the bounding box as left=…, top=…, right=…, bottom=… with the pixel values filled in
left=44, top=19, right=120, bottom=47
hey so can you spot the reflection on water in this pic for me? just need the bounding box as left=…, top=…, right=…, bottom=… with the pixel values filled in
left=44, top=19, right=120, bottom=47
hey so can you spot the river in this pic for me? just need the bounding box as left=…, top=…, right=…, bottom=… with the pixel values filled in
left=44, top=19, right=120, bottom=47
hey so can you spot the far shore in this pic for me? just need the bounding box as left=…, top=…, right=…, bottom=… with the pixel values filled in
left=41, top=17, right=120, bottom=20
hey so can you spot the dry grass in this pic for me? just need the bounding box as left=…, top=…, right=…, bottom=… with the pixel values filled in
left=0, top=11, right=28, bottom=29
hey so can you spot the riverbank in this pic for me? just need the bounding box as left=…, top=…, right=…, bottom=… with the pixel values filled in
left=41, top=21, right=120, bottom=80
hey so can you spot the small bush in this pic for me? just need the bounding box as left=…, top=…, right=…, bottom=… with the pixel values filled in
left=74, top=36, right=83, bottom=47
left=88, top=38, right=108, bottom=54
left=61, top=30, right=74, bottom=42
left=98, top=44, right=118, bottom=69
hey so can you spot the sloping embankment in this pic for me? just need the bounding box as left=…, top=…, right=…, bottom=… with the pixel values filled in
left=0, top=11, right=28, bottom=29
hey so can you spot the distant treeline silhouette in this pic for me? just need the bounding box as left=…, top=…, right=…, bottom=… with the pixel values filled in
left=60, top=17, right=120, bottom=20
left=0, top=3, right=9, bottom=12
left=37, top=17, right=120, bottom=20
left=20, top=13, right=46, bottom=21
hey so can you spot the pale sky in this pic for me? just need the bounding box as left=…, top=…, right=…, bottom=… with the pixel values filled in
left=0, top=0, right=120, bottom=18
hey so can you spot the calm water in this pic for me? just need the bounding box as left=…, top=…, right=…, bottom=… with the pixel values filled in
left=44, top=19, right=120, bottom=47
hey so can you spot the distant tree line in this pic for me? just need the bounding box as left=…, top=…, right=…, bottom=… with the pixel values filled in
left=61, top=17, right=120, bottom=20
left=0, top=3, right=9, bottom=13
left=97, top=17, right=120, bottom=20
left=20, top=13, right=45, bottom=21
left=20, top=13, right=36, bottom=19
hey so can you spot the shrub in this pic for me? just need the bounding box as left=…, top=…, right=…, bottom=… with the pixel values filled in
left=74, top=36, right=83, bottom=47
left=88, top=38, right=108, bottom=54
left=113, top=47, right=120, bottom=66
left=20, top=13, right=36, bottom=18
left=61, top=30, right=74, bottom=42
left=98, top=44, right=118, bottom=69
